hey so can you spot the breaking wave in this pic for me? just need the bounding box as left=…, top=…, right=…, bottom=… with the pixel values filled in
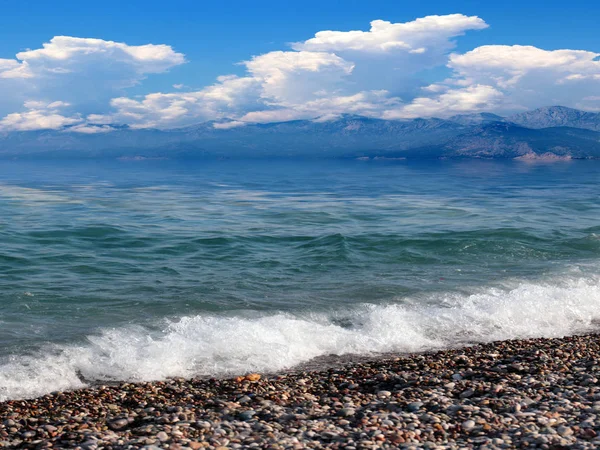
left=2, top=272, right=600, bottom=401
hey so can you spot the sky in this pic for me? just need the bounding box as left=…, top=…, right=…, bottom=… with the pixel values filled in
left=0, top=0, right=599, bottom=133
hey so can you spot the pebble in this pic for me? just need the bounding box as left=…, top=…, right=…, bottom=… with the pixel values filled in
left=244, top=373, right=261, bottom=382
left=2, top=333, right=600, bottom=449
left=460, top=389, right=474, bottom=398
left=558, top=425, right=574, bottom=436
left=238, top=410, right=256, bottom=421
left=108, top=418, right=129, bottom=431
left=462, top=420, right=476, bottom=431
left=156, top=431, right=169, bottom=441
left=337, top=408, right=355, bottom=417
left=407, top=402, right=423, bottom=412
left=237, top=395, right=251, bottom=404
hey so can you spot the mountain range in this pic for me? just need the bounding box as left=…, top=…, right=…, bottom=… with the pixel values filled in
left=1, top=106, right=600, bottom=160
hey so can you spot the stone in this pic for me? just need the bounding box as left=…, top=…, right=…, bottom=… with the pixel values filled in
left=407, top=402, right=423, bottom=412
left=238, top=410, right=256, bottom=421
left=156, top=431, right=169, bottom=442
left=462, top=420, right=476, bottom=431
left=338, top=408, right=356, bottom=417
left=557, top=426, right=573, bottom=437
left=108, top=418, right=130, bottom=431
left=460, top=389, right=474, bottom=398
left=245, top=373, right=261, bottom=382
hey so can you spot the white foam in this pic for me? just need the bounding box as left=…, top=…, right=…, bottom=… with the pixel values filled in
left=2, top=273, right=600, bottom=401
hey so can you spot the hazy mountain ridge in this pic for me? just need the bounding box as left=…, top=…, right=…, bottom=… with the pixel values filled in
left=440, top=123, right=600, bottom=159
left=1, top=106, right=600, bottom=159
left=507, top=106, right=600, bottom=131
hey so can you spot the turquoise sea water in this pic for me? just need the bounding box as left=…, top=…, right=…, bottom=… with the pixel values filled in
left=1, top=158, right=600, bottom=400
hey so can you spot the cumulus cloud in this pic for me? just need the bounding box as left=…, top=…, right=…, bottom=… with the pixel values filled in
left=444, top=45, right=600, bottom=113
left=94, top=50, right=358, bottom=128
left=0, top=59, right=32, bottom=79
left=295, top=14, right=487, bottom=53
left=97, top=14, right=488, bottom=128
left=95, top=75, right=262, bottom=128
left=244, top=50, right=354, bottom=105
left=293, top=14, right=488, bottom=97
left=369, top=45, right=600, bottom=119
left=0, top=36, right=185, bottom=121
left=0, top=100, right=81, bottom=132
left=16, top=36, right=184, bottom=73
left=99, top=53, right=390, bottom=128
left=384, top=85, right=504, bottom=119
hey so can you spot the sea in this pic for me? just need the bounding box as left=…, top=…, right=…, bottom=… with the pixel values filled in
left=1, top=157, right=600, bottom=401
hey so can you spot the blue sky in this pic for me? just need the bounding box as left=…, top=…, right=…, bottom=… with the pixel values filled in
left=0, top=0, right=599, bottom=132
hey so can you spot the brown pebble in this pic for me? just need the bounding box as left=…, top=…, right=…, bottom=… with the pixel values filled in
left=245, top=373, right=261, bottom=382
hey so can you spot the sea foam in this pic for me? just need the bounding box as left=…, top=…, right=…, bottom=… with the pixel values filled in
left=1, top=273, right=600, bottom=401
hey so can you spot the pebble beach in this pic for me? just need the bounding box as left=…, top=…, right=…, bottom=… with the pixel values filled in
left=3, top=333, right=600, bottom=449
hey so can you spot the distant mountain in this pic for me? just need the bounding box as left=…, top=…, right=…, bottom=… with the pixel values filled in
left=448, top=112, right=506, bottom=126
left=508, top=106, right=600, bottom=131
left=1, top=106, right=600, bottom=160
left=438, top=123, right=600, bottom=159
left=0, top=115, right=467, bottom=159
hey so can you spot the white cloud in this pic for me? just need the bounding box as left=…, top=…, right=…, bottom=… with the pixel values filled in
left=15, top=36, right=184, bottom=76
left=95, top=51, right=359, bottom=128
left=95, top=75, right=262, bottom=128
left=295, top=14, right=487, bottom=53
left=0, top=100, right=117, bottom=133
left=443, top=45, right=600, bottom=113
left=66, top=124, right=113, bottom=134
left=375, top=45, right=600, bottom=118
left=23, top=100, right=70, bottom=110
left=0, top=101, right=81, bottom=132
left=239, top=90, right=400, bottom=123
left=244, top=50, right=354, bottom=105
left=383, top=85, right=503, bottom=119
left=97, top=14, right=488, bottom=128
left=0, top=36, right=186, bottom=122
left=213, top=120, right=247, bottom=129
left=293, top=14, right=489, bottom=96
left=449, top=45, right=599, bottom=76
left=0, top=59, right=32, bottom=78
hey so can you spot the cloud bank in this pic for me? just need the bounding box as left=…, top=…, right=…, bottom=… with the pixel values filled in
left=0, top=36, right=185, bottom=130
left=1, top=14, right=599, bottom=132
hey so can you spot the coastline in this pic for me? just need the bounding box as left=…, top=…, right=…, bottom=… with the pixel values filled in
left=2, top=333, right=600, bottom=449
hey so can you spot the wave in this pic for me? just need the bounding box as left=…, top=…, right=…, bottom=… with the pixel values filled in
left=2, top=273, right=600, bottom=401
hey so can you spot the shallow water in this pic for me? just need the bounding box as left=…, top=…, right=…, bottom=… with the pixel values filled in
left=1, top=158, right=600, bottom=400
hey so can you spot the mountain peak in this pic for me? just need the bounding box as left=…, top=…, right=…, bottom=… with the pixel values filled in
left=508, top=106, right=600, bottom=131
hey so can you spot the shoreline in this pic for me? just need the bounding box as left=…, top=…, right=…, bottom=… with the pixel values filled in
left=2, top=333, right=600, bottom=449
